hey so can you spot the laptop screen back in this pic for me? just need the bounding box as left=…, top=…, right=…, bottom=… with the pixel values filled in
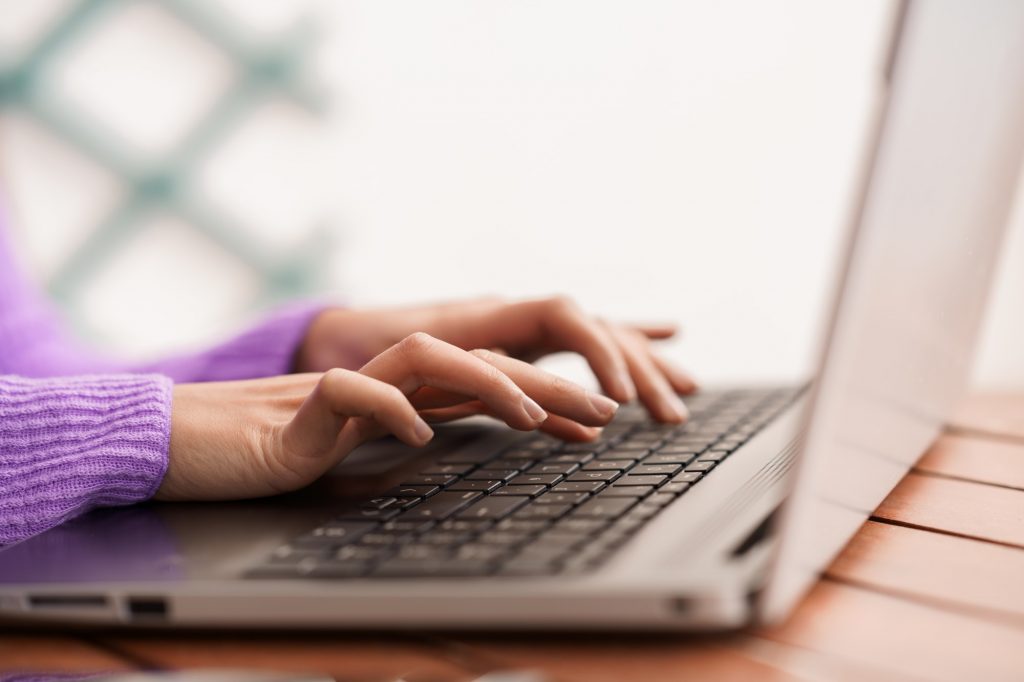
left=762, top=0, right=1024, bottom=621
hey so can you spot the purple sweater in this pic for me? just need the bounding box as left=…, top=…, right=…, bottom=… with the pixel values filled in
left=0, top=206, right=325, bottom=545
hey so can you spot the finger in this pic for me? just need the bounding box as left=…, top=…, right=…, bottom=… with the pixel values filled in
left=630, top=323, right=679, bottom=340
left=284, top=368, right=433, bottom=460
left=532, top=297, right=636, bottom=402
left=420, top=402, right=601, bottom=442
left=409, top=386, right=474, bottom=410
left=651, top=354, right=699, bottom=395
left=470, top=349, right=618, bottom=426
left=535, top=413, right=603, bottom=442
left=611, top=329, right=689, bottom=423
left=359, top=333, right=548, bottom=431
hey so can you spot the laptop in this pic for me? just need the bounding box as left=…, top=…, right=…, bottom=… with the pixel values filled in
left=1, top=0, right=1022, bottom=630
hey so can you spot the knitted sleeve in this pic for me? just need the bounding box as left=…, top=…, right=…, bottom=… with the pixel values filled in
left=0, top=374, right=172, bottom=545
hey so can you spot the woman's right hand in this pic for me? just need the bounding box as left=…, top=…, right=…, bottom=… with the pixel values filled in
left=157, top=333, right=619, bottom=501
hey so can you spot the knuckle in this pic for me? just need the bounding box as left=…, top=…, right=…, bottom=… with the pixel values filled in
left=379, top=383, right=407, bottom=409
left=469, top=348, right=494, bottom=362
left=317, top=368, right=349, bottom=398
left=549, top=375, right=578, bottom=398
left=478, top=363, right=512, bottom=392
left=396, top=331, right=435, bottom=356
left=546, top=294, right=578, bottom=313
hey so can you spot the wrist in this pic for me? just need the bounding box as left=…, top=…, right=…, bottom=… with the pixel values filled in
left=294, top=308, right=376, bottom=372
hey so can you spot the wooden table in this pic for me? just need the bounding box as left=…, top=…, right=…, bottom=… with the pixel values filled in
left=4, top=394, right=1023, bottom=681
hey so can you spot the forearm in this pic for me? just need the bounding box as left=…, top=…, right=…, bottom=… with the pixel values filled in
left=0, top=374, right=172, bottom=545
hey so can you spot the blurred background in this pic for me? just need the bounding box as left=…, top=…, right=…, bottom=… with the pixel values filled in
left=1, top=0, right=1021, bottom=389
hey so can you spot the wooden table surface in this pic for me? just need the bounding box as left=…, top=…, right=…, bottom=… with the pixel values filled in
left=3, top=393, right=1023, bottom=681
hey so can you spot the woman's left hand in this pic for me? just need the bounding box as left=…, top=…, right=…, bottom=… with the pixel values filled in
left=296, top=296, right=697, bottom=423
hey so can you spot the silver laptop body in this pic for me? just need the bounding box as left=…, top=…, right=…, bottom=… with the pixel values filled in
left=1, top=0, right=1022, bottom=630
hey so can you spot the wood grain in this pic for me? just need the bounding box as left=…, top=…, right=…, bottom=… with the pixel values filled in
left=99, top=634, right=475, bottom=681
left=873, top=471, right=1024, bottom=547
left=761, top=581, right=1024, bottom=682
left=435, top=634, right=805, bottom=682
left=952, top=393, right=1024, bottom=440
left=0, top=635, right=132, bottom=672
left=827, top=520, right=1024, bottom=621
left=916, top=434, right=1024, bottom=489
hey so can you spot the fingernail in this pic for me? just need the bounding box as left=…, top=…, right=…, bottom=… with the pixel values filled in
left=522, top=396, right=548, bottom=423
left=413, top=416, right=434, bottom=444
left=666, top=394, right=689, bottom=422
left=587, top=392, right=619, bottom=419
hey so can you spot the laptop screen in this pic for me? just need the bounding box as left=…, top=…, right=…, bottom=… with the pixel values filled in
left=762, top=0, right=1024, bottom=621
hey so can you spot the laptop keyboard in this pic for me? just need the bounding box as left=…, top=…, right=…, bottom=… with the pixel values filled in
left=247, top=387, right=801, bottom=580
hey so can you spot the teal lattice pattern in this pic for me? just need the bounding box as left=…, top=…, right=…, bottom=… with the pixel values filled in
left=0, top=0, right=333, bottom=321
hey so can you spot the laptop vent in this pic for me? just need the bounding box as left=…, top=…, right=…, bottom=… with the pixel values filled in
left=690, top=437, right=800, bottom=549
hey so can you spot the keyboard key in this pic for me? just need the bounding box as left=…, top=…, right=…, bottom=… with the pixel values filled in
left=456, top=544, right=510, bottom=562
left=399, top=474, right=456, bottom=487
left=355, top=532, right=404, bottom=546
left=490, top=484, right=547, bottom=497
left=660, top=481, right=692, bottom=494
left=360, top=497, right=399, bottom=510
left=646, top=493, right=677, bottom=507
left=552, top=481, right=605, bottom=493
left=417, top=532, right=472, bottom=546
left=697, top=451, right=729, bottom=462
left=494, top=519, right=548, bottom=533
left=631, top=464, right=682, bottom=476
left=467, top=469, right=520, bottom=481
left=616, top=474, right=668, bottom=487
left=671, top=471, right=703, bottom=484
left=583, top=459, right=636, bottom=471
left=336, top=507, right=401, bottom=522
left=512, top=503, right=574, bottom=521
left=477, top=532, right=531, bottom=546
left=404, top=491, right=482, bottom=520
left=552, top=518, right=610, bottom=534
left=396, top=544, right=449, bottom=560
left=335, top=545, right=383, bottom=561
left=548, top=453, right=596, bottom=464
left=534, top=491, right=589, bottom=505
left=499, top=558, right=559, bottom=576
left=380, top=519, right=434, bottom=534
left=458, top=496, right=530, bottom=520
left=385, top=485, right=440, bottom=498
left=642, top=453, right=695, bottom=465
left=302, top=521, right=376, bottom=544
left=599, top=446, right=651, bottom=456
left=685, top=461, right=716, bottom=472
left=656, top=445, right=705, bottom=455
left=573, top=497, right=636, bottom=518
left=448, top=479, right=504, bottom=493
left=568, top=470, right=622, bottom=483
left=500, top=448, right=546, bottom=460
left=438, top=519, right=493, bottom=533
left=528, top=462, right=580, bottom=476
left=558, top=441, right=607, bottom=453
left=599, top=486, right=654, bottom=498
left=508, top=473, right=563, bottom=486
left=439, top=450, right=500, bottom=464
left=421, top=462, right=475, bottom=476
left=373, top=559, right=494, bottom=577
left=489, top=458, right=537, bottom=470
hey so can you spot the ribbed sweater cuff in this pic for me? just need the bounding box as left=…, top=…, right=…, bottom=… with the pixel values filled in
left=0, top=374, right=172, bottom=545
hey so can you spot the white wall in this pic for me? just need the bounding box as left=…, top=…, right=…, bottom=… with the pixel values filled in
left=3, top=0, right=1020, bottom=388
left=322, top=0, right=1022, bottom=389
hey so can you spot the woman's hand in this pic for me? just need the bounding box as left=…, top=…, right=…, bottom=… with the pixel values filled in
left=159, top=333, right=618, bottom=501
left=296, top=296, right=697, bottom=423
